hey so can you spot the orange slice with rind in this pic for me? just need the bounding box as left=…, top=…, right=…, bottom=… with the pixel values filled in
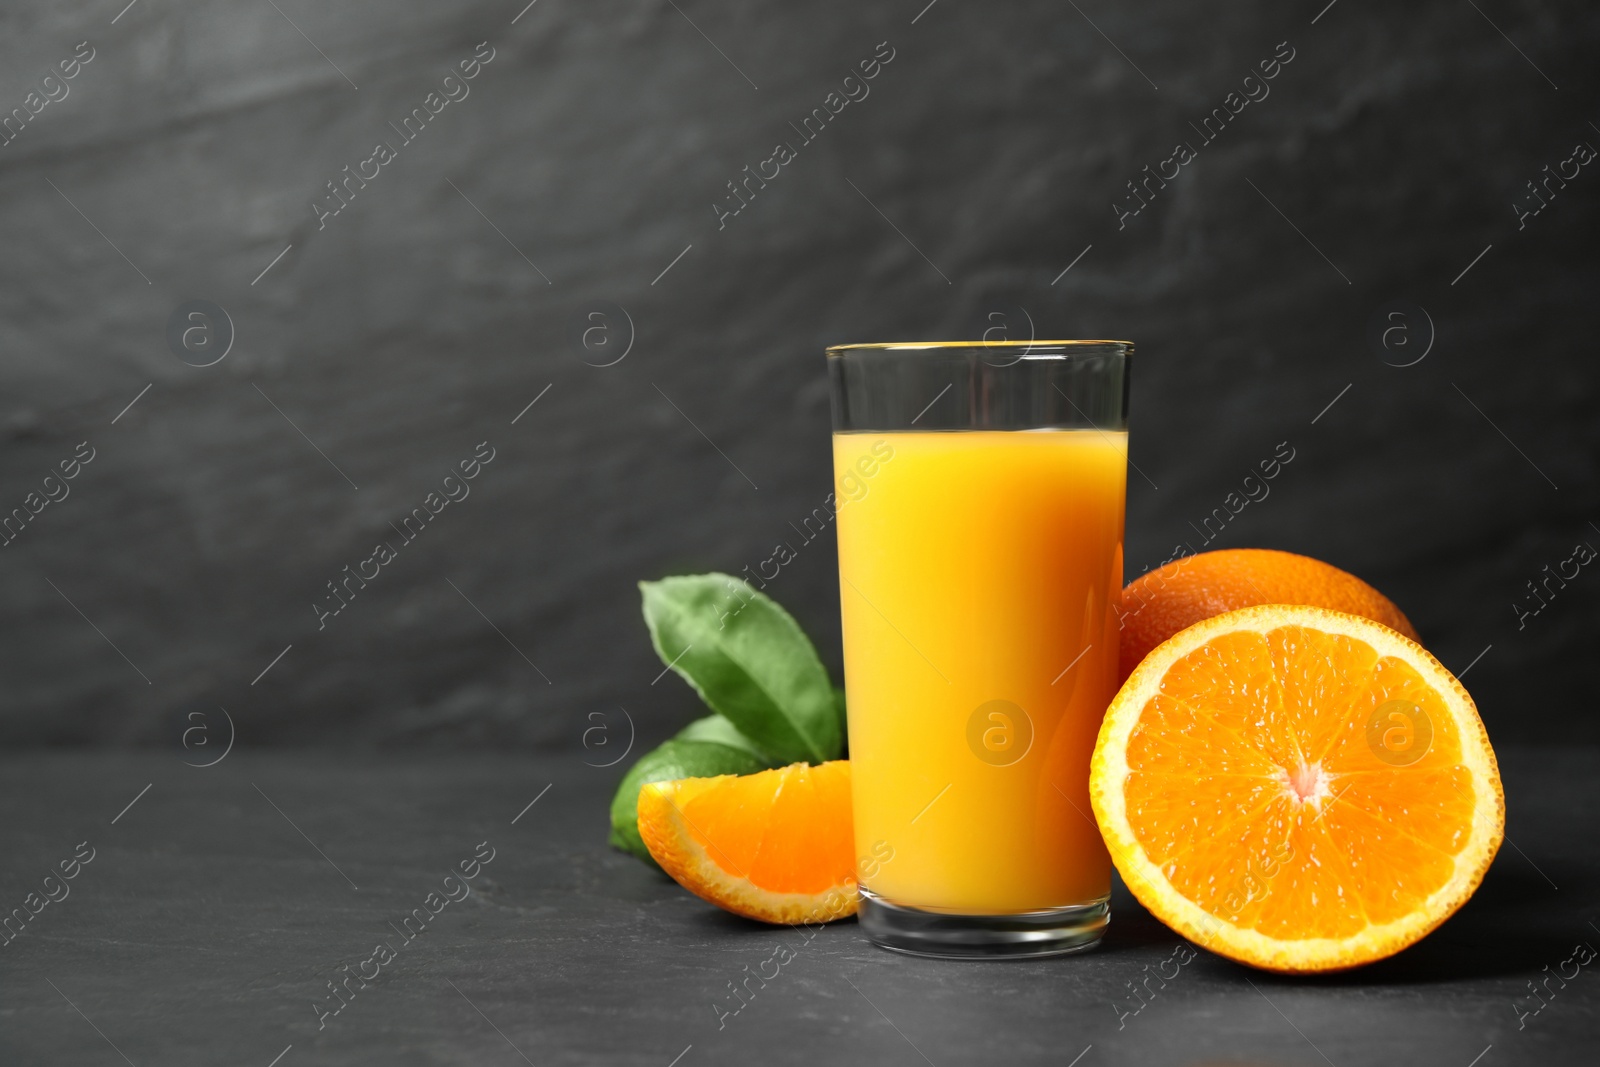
left=637, top=760, right=857, bottom=924
left=1091, top=604, right=1504, bottom=972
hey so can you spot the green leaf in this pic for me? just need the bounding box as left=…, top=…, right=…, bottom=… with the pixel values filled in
left=607, top=739, right=768, bottom=863
left=674, top=714, right=775, bottom=764
left=639, top=574, right=841, bottom=764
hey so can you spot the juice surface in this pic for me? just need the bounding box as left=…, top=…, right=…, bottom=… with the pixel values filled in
left=834, top=430, right=1126, bottom=914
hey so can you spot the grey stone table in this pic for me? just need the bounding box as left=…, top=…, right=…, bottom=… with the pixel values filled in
left=2, top=748, right=1596, bottom=1066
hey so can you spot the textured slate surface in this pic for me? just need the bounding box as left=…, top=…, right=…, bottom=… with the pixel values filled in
left=0, top=1, right=1597, bottom=749
left=1, top=747, right=1596, bottom=1065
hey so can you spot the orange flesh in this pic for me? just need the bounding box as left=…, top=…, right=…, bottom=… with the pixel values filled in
left=675, top=761, right=855, bottom=895
left=1123, top=625, right=1475, bottom=941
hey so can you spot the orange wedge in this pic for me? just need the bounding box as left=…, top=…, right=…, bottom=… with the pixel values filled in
left=637, top=761, right=858, bottom=924
left=1091, top=605, right=1503, bottom=973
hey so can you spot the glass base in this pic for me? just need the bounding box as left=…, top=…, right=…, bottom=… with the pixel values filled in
left=858, top=888, right=1109, bottom=960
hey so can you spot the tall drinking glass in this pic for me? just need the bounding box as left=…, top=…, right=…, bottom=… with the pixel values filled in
left=828, top=340, right=1131, bottom=958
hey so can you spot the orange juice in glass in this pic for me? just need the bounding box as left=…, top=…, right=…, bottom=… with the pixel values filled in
left=827, top=341, right=1130, bottom=958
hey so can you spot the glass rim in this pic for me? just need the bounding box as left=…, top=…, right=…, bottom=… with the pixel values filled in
left=826, top=339, right=1132, bottom=354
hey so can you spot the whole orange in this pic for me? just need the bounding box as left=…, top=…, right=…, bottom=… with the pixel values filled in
left=1117, top=548, right=1419, bottom=681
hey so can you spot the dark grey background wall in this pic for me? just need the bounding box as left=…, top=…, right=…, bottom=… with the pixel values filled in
left=1, top=0, right=1595, bottom=751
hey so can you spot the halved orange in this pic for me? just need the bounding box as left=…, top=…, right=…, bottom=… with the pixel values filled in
left=637, top=761, right=857, bottom=924
left=1091, top=605, right=1503, bottom=973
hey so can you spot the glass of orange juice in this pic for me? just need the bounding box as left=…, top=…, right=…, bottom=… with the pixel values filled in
left=827, top=340, right=1130, bottom=958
